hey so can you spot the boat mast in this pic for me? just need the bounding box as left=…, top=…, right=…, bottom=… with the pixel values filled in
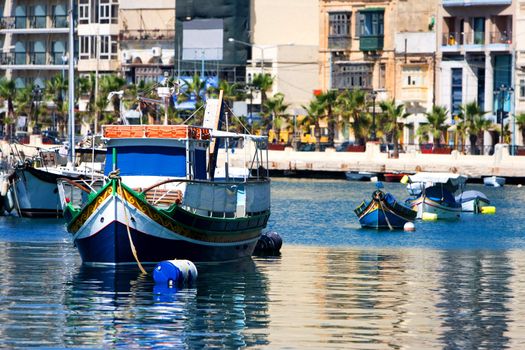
left=67, top=0, right=75, bottom=168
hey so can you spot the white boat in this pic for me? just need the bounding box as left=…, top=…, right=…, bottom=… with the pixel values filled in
left=483, top=176, right=505, bottom=187
left=345, top=171, right=378, bottom=181
left=405, top=172, right=467, bottom=220
left=455, top=190, right=490, bottom=213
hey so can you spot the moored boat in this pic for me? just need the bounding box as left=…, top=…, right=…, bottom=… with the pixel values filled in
left=354, top=188, right=416, bottom=229
left=405, top=172, right=466, bottom=220
left=58, top=97, right=271, bottom=265
left=383, top=172, right=406, bottom=183
left=455, top=190, right=490, bottom=213
left=483, top=176, right=505, bottom=187
left=345, top=171, right=378, bottom=182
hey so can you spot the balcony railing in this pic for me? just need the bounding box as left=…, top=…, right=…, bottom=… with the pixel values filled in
left=0, top=53, right=14, bottom=65
left=442, top=31, right=512, bottom=46
left=328, top=35, right=351, bottom=50
left=0, top=15, right=68, bottom=30
left=359, top=35, right=384, bottom=51
left=119, top=29, right=175, bottom=41
left=1, top=52, right=67, bottom=66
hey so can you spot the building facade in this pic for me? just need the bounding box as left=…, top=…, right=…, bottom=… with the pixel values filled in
left=436, top=0, right=515, bottom=149
left=1, top=0, right=69, bottom=88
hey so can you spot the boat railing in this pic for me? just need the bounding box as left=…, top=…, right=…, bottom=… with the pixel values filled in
left=139, top=177, right=270, bottom=218
left=57, top=178, right=106, bottom=210
left=102, top=125, right=211, bottom=140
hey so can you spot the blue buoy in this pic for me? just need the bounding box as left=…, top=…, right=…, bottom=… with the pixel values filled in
left=153, top=259, right=198, bottom=287
left=253, top=231, right=283, bottom=256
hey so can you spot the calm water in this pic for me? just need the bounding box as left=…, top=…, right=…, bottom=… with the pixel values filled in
left=1, top=179, right=525, bottom=349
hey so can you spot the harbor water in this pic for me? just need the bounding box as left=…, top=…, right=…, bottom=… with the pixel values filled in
left=1, top=178, right=525, bottom=348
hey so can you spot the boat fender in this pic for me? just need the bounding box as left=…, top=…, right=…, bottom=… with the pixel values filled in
left=480, top=206, right=496, bottom=215
left=404, top=222, right=415, bottom=231
left=1, top=180, right=8, bottom=197
left=422, top=212, right=438, bottom=221
left=253, top=231, right=283, bottom=256
left=153, top=259, right=198, bottom=287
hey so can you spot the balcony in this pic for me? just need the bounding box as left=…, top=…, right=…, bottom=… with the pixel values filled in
left=328, top=35, right=351, bottom=50
left=119, top=29, right=175, bottom=42
left=359, top=35, right=384, bottom=52
left=442, top=0, right=512, bottom=6
left=441, top=31, right=511, bottom=52
left=0, top=16, right=69, bottom=34
left=0, top=52, right=67, bottom=70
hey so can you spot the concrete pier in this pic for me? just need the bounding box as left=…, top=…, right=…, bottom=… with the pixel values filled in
left=221, top=142, right=525, bottom=179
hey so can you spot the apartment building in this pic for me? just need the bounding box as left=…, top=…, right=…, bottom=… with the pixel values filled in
left=0, top=0, right=69, bottom=88
left=77, top=0, right=120, bottom=76
left=436, top=0, right=515, bottom=146
left=119, top=0, right=175, bottom=84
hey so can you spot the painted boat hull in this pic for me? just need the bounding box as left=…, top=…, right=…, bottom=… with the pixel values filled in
left=355, top=191, right=416, bottom=229
left=67, top=182, right=270, bottom=265
left=383, top=173, right=405, bottom=182
left=409, top=196, right=461, bottom=220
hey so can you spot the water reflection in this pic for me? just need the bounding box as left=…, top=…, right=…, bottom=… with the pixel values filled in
left=436, top=251, right=512, bottom=349
left=63, top=259, right=270, bottom=348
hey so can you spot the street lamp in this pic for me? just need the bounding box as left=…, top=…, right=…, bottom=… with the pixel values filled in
left=494, top=84, right=514, bottom=144
left=32, top=85, right=42, bottom=134
left=370, top=90, right=378, bottom=141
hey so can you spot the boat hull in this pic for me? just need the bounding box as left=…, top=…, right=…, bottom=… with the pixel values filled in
left=409, top=196, right=461, bottom=220
left=9, top=167, right=64, bottom=218
left=355, top=191, right=416, bottom=229
left=68, top=182, right=269, bottom=265
left=483, top=176, right=505, bottom=187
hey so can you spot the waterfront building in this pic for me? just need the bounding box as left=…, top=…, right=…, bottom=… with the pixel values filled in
left=119, top=1, right=175, bottom=84
left=0, top=0, right=69, bottom=88
left=436, top=0, right=515, bottom=150
left=319, top=0, right=438, bottom=145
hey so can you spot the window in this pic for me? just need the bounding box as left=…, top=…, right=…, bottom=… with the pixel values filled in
left=99, top=0, right=118, bottom=24
left=79, top=0, right=90, bottom=24
left=332, top=63, right=373, bottom=90
left=520, top=79, right=525, bottom=99
left=403, top=66, right=424, bottom=87
left=79, top=36, right=90, bottom=59
left=357, top=10, right=384, bottom=37
left=451, top=68, right=463, bottom=116
left=379, top=63, right=386, bottom=89
left=99, top=35, right=118, bottom=59
left=329, top=12, right=351, bottom=37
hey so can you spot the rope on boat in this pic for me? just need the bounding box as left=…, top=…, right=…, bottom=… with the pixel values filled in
left=117, top=178, right=147, bottom=275
left=378, top=198, right=393, bottom=231
left=11, top=179, right=22, bottom=217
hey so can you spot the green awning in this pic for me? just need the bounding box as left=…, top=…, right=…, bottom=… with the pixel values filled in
left=359, top=7, right=384, bottom=13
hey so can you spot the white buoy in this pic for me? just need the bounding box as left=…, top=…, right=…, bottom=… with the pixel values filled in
left=370, top=176, right=378, bottom=183
left=404, top=222, right=415, bottom=231
left=518, top=184, right=523, bottom=188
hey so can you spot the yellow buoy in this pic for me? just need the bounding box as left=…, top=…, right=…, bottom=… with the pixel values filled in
left=400, top=175, right=409, bottom=184
left=481, top=206, right=496, bottom=214
left=422, top=212, right=438, bottom=221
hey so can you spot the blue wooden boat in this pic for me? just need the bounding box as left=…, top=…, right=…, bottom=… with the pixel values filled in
left=354, top=188, right=416, bottom=229
left=57, top=96, right=271, bottom=266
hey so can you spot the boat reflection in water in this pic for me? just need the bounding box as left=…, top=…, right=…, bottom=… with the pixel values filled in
left=63, top=258, right=270, bottom=348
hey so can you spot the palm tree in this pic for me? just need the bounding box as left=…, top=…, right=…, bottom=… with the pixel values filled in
left=0, top=78, right=17, bottom=140
left=417, top=105, right=448, bottom=147
left=516, top=113, right=525, bottom=147
left=335, top=89, right=368, bottom=145
left=301, top=99, right=324, bottom=151
left=379, top=99, right=410, bottom=158
left=316, top=90, right=339, bottom=147
left=99, top=74, right=126, bottom=122
left=264, top=92, right=289, bottom=142
left=44, top=74, right=68, bottom=137
left=460, top=102, right=489, bottom=155
left=251, top=73, right=273, bottom=116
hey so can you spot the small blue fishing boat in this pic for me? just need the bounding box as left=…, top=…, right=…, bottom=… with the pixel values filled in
left=354, top=184, right=416, bottom=230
